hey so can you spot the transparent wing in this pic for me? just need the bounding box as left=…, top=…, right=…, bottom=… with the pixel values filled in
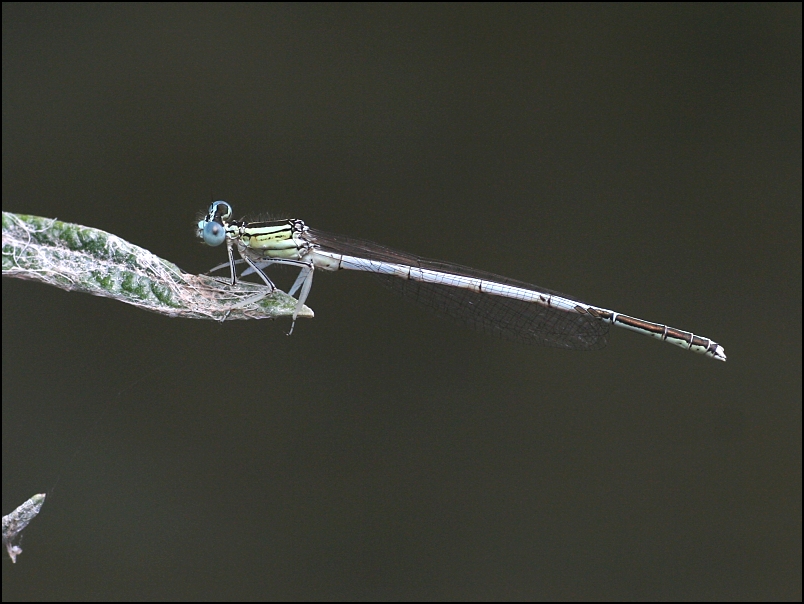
left=306, top=229, right=609, bottom=350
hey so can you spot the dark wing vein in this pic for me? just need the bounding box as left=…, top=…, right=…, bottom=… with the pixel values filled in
left=306, top=229, right=609, bottom=350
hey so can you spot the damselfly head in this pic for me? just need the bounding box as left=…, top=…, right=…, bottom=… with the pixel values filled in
left=197, top=200, right=233, bottom=246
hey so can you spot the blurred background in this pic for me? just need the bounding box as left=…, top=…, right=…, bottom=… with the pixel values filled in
left=3, top=3, right=800, bottom=600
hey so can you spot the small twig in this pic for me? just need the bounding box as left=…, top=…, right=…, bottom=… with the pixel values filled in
left=2, top=494, right=46, bottom=563
left=1, top=212, right=313, bottom=321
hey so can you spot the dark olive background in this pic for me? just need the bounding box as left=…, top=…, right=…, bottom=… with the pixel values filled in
left=3, top=3, right=800, bottom=600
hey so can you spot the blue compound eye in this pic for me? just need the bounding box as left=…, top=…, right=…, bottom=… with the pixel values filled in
left=210, top=200, right=232, bottom=222
left=202, top=220, right=226, bottom=246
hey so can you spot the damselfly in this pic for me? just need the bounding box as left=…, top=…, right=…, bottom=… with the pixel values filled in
left=197, top=201, right=726, bottom=361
